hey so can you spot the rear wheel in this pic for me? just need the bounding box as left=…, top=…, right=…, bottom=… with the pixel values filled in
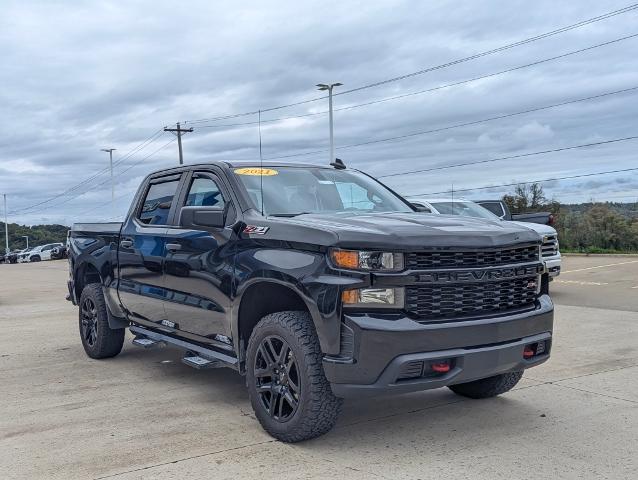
left=246, top=311, right=342, bottom=442
left=449, top=371, right=524, bottom=399
left=79, top=283, right=125, bottom=359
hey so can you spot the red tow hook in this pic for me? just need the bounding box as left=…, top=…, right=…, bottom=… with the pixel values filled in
left=523, top=345, right=536, bottom=359
left=431, top=361, right=451, bottom=373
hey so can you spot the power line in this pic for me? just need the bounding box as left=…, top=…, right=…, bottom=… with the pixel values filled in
left=336, top=4, right=638, bottom=96
left=77, top=188, right=137, bottom=216
left=11, top=128, right=165, bottom=214
left=183, top=3, right=638, bottom=125
left=411, top=166, right=638, bottom=196
left=378, top=135, right=638, bottom=179
left=20, top=137, right=177, bottom=215
left=193, top=32, right=638, bottom=131
left=264, top=85, right=638, bottom=160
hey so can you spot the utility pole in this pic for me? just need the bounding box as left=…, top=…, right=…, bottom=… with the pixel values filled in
left=3, top=194, right=8, bottom=254
left=316, top=83, right=342, bottom=164
left=22, top=235, right=29, bottom=250
left=164, top=122, right=193, bottom=165
left=100, top=148, right=116, bottom=218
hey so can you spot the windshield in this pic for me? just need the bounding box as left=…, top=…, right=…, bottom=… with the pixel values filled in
left=233, top=167, right=413, bottom=216
left=431, top=201, right=500, bottom=220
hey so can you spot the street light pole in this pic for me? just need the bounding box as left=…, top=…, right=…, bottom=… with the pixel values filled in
left=3, top=194, right=8, bottom=254
left=101, top=148, right=116, bottom=217
left=316, top=82, right=342, bottom=164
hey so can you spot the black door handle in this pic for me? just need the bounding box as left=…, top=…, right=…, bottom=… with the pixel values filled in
left=120, top=240, right=133, bottom=248
left=166, top=243, right=182, bottom=252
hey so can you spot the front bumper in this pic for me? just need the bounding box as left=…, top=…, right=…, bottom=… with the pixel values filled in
left=544, top=253, right=562, bottom=278
left=324, top=295, right=553, bottom=398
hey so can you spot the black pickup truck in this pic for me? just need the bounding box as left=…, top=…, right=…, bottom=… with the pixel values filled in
left=67, top=161, right=553, bottom=442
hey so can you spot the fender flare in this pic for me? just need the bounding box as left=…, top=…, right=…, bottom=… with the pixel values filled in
left=231, top=274, right=321, bottom=355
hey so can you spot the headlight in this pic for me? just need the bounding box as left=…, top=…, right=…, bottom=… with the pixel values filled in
left=330, top=249, right=404, bottom=271
left=342, top=287, right=405, bottom=309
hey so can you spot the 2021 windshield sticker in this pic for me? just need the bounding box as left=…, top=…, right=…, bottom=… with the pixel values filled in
left=234, top=168, right=278, bottom=176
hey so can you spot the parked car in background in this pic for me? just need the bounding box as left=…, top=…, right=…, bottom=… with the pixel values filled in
left=17, top=248, right=33, bottom=263
left=407, top=197, right=561, bottom=290
left=20, top=243, right=64, bottom=262
left=6, top=249, right=26, bottom=264
left=51, top=244, right=68, bottom=260
left=476, top=200, right=555, bottom=226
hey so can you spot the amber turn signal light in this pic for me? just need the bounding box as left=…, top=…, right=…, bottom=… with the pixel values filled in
left=331, top=250, right=359, bottom=269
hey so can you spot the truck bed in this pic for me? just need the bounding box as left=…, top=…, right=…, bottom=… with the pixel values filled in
left=71, top=222, right=122, bottom=234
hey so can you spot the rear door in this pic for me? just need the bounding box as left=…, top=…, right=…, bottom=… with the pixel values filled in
left=162, top=170, right=237, bottom=342
left=117, top=173, right=184, bottom=325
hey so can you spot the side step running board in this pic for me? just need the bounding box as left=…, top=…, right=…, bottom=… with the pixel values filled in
left=182, top=354, right=225, bottom=369
left=130, top=325, right=238, bottom=370
left=132, top=337, right=165, bottom=348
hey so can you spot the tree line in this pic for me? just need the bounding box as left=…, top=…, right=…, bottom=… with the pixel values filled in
left=1, top=222, right=69, bottom=251
left=503, top=184, right=638, bottom=253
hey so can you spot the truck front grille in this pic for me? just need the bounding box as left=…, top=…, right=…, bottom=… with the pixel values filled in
left=541, top=235, right=558, bottom=257
left=406, top=245, right=539, bottom=269
left=405, top=277, right=538, bottom=321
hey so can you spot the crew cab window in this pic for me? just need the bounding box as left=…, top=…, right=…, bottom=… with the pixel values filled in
left=139, top=179, right=180, bottom=225
left=481, top=202, right=505, bottom=217
left=186, top=177, right=225, bottom=208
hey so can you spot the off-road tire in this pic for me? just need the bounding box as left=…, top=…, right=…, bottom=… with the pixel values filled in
left=449, top=371, right=524, bottom=399
left=79, top=283, right=125, bottom=359
left=30, top=255, right=41, bottom=262
left=246, top=311, right=343, bottom=442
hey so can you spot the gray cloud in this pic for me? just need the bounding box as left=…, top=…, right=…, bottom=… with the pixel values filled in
left=1, top=0, right=637, bottom=225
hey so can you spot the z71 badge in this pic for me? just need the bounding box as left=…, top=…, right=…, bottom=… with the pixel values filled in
left=243, top=225, right=269, bottom=235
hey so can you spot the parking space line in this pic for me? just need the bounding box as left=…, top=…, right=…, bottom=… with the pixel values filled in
left=561, top=259, right=638, bottom=274
left=555, top=280, right=608, bottom=286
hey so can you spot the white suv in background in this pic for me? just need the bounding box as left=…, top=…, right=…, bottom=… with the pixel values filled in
left=21, top=243, right=64, bottom=262
left=407, top=197, right=561, bottom=281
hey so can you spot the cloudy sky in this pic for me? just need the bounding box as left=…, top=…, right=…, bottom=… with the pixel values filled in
left=1, top=0, right=637, bottom=225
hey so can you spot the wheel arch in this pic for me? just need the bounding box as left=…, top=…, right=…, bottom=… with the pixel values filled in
left=74, top=261, right=128, bottom=329
left=234, top=278, right=317, bottom=370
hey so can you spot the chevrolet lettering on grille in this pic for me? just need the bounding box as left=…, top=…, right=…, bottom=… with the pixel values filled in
left=416, top=264, right=542, bottom=284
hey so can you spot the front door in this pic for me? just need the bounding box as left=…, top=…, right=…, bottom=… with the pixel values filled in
left=117, top=174, right=183, bottom=325
left=162, top=171, right=236, bottom=342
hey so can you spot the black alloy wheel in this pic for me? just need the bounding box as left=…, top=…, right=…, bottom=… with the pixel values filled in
left=80, top=297, right=99, bottom=347
left=254, top=335, right=300, bottom=422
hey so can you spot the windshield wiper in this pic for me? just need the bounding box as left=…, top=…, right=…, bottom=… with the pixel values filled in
left=269, top=212, right=313, bottom=217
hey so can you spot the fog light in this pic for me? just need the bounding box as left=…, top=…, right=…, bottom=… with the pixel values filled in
left=342, top=288, right=405, bottom=309
left=523, top=345, right=536, bottom=359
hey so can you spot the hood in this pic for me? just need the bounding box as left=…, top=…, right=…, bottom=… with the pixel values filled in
left=509, top=221, right=557, bottom=236
left=267, top=211, right=541, bottom=249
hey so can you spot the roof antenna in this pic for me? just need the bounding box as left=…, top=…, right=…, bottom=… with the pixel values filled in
left=258, top=109, right=264, bottom=216
left=331, top=158, right=346, bottom=169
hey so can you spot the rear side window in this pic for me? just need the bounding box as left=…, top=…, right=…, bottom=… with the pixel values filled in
left=139, top=179, right=180, bottom=225
left=185, top=177, right=225, bottom=208
left=481, top=202, right=505, bottom=217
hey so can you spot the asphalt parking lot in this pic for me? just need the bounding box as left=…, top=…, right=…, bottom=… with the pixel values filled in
left=1, top=256, right=637, bottom=480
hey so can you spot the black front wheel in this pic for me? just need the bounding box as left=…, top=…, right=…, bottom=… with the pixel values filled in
left=79, top=283, right=125, bottom=359
left=246, top=311, right=342, bottom=442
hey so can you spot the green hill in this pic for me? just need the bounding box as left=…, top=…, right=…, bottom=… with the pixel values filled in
left=1, top=222, right=69, bottom=251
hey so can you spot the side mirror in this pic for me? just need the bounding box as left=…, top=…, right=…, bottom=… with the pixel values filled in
left=179, top=206, right=226, bottom=229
